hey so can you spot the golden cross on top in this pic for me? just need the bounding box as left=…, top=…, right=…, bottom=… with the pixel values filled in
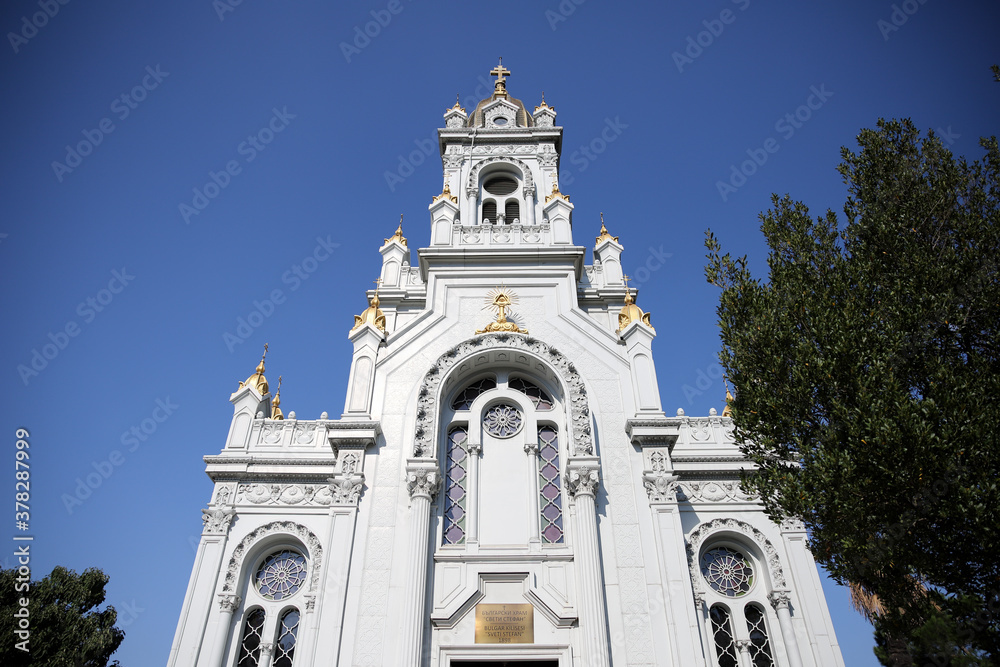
left=490, top=57, right=510, bottom=85
left=623, top=274, right=632, bottom=289
left=372, top=277, right=382, bottom=291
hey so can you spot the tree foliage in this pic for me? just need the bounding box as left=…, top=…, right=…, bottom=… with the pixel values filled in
left=0, top=566, right=124, bottom=666
left=705, top=119, right=1000, bottom=662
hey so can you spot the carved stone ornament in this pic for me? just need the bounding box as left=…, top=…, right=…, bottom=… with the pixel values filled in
left=202, top=506, right=237, bottom=535
left=676, top=480, right=755, bottom=503
left=327, top=474, right=365, bottom=505
left=406, top=467, right=441, bottom=500
left=685, top=518, right=786, bottom=592
left=768, top=590, right=792, bottom=610
left=466, top=156, right=534, bottom=195
left=259, top=642, right=275, bottom=658
left=222, top=521, right=323, bottom=595
left=736, top=639, right=752, bottom=653
left=565, top=466, right=600, bottom=498
left=780, top=518, right=806, bottom=532
left=642, top=472, right=679, bottom=503
left=218, top=594, right=241, bottom=613
left=236, top=483, right=335, bottom=506
left=412, top=334, right=592, bottom=456
left=304, top=595, right=316, bottom=611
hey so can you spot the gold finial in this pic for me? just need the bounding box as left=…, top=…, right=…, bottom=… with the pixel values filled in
left=449, top=93, right=465, bottom=113
left=617, top=277, right=654, bottom=333
left=352, top=283, right=386, bottom=333
left=722, top=378, right=734, bottom=418
left=271, top=375, right=284, bottom=420
left=490, top=57, right=511, bottom=97
left=596, top=212, right=619, bottom=246
left=476, top=286, right=527, bottom=334
left=534, top=91, right=554, bottom=113
left=239, top=344, right=270, bottom=395
left=385, top=216, right=407, bottom=247
left=433, top=178, right=458, bottom=204
left=545, top=177, right=570, bottom=203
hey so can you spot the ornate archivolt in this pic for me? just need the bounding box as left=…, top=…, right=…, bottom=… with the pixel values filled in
left=685, top=517, right=787, bottom=592
left=412, top=334, right=592, bottom=458
left=465, top=156, right=535, bottom=198
left=221, top=521, right=324, bottom=596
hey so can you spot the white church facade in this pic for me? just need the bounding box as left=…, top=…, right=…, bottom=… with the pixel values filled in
left=168, top=62, right=845, bottom=667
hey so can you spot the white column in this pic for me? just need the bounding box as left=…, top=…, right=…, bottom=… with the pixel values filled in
left=467, top=190, right=477, bottom=225
left=524, top=187, right=536, bottom=226
left=770, top=591, right=804, bottom=667
left=695, top=592, right=715, bottom=667
left=258, top=641, right=275, bottom=667
left=736, top=639, right=754, bottom=667
left=399, top=460, right=441, bottom=666
left=467, top=441, right=481, bottom=545
left=524, top=441, right=541, bottom=547
left=207, top=595, right=240, bottom=667
left=566, top=459, right=610, bottom=667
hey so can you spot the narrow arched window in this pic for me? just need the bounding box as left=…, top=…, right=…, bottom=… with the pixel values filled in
left=505, top=199, right=520, bottom=224
left=272, top=608, right=300, bottom=667
left=537, top=425, right=563, bottom=543
left=509, top=377, right=553, bottom=410
left=709, top=605, right=739, bottom=667
left=744, top=604, right=775, bottom=667
left=482, top=200, right=497, bottom=225
left=237, top=608, right=266, bottom=667
left=442, top=426, right=469, bottom=545
left=451, top=377, right=497, bottom=410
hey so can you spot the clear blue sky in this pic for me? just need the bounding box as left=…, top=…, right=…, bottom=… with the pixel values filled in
left=2, top=1, right=997, bottom=664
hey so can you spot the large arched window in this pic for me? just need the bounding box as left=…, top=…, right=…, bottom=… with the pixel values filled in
left=699, top=541, right=777, bottom=667
left=229, top=546, right=308, bottom=666
left=479, top=170, right=523, bottom=226
left=440, top=370, right=565, bottom=548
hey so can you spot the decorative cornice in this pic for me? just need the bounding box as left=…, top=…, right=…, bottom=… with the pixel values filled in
left=412, top=334, right=592, bottom=457
left=685, top=518, right=786, bottom=591
left=222, top=521, right=323, bottom=595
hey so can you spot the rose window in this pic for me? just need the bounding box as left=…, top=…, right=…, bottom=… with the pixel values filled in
left=483, top=403, right=523, bottom=438
left=255, top=550, right=307, bottom=600
left=701, top=546, right=754, bottom=597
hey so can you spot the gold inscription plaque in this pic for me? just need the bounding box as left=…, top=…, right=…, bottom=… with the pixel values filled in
left=474, top=603, right=534, bottom=644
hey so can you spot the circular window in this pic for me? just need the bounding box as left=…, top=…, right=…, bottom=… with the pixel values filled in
left=701, top=546, right=754, bottom=597
left=483, top=403, right=523, bottom=438
left=493, top=117, right=508, bottom=126
left=256, top=550, right=307, bottom=600
left=484, top=175, right=518, bottom=196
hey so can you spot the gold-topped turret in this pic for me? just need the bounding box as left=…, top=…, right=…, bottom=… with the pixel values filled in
left=476, top=286, right=527, bottom=335
left=271, top=376, right=284, bottom=420
left=534, top=91, right=554, bottom=113
left=449, top=93, right=465, bottom=113
left=433, top=181, right=458, bottom=204
left=384, top=216, right=407, bottom=247
left=239, top=344, right=270, bottom=395
left=595, top=213, right=619, bottom=246
left=352, top=280, right=387, bottom=333
left=617, top=276, right=654, bottom=333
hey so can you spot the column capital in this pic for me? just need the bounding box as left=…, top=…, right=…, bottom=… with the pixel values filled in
left=565, top=458, right=600, bottom=498
left=259, top=642, right=275, bottom=658
left=467, top=441, right=482, bottom=455
left=406, top=459, right=441, bottom=500
left=218, top=594, right=241, bottom=613
left=769, top=589, right=792, bottom=610
left=523, top=441, right=539, bottom=455
left=202, top=506, right=236, bottom=536
left=642, top=472, right=679, bottom=504
left=327, top=472, right=365, bottom=506
left=736, top=639, right=752, bottom=654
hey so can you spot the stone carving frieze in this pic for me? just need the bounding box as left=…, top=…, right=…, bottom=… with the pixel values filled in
left=235, top=483, right=335, bottom=506
left=261, top=423, right=282, bottom=444
left=412, top=334, right=592, bottom=456
left=676, top=479, right=755, bottom=503
left=292, top=423, right=316, bottom=444
left=222, top=521, right=323, bottom=594
left=685, top=518, right=786, bottom=591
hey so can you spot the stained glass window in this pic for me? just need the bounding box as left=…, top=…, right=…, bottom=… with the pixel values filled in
left=701, top=546, right=754, bottom=597
left=255, top=551, right=307, bottom=600
left=272, top=608, right=300, bottom=667
left=442, top=426, right=469, bottom=545
left=745, top=604, right=775, bottom=667
left=709, top=605, right=739, bottom=667
left=537, top=426, right=564, bottom=543
left=483, top=403, right=523, bottom=438
left=236, top=608, right=266, bottom=667
left=451, top=377, right=497, bottom=410
left=509, top=377, right=553, bottom=410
